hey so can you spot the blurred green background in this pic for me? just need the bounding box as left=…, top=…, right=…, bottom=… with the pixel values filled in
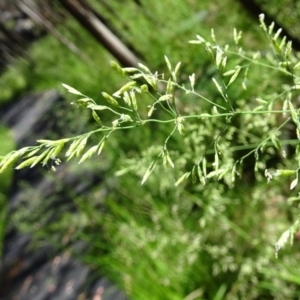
left=2, top=0, right=300, bottom=299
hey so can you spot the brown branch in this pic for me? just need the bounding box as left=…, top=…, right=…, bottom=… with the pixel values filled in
left=18, top=0, right=93, bottom=66
left=57, top=0, right=140, bottom=67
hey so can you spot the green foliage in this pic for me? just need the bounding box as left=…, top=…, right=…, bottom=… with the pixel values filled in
left=3, top=1, right=300, bottom=298
left=0, top=17, right=124, bottom=106
left=0, top=61, right=28, bottom=105
left=1, top=15, right=298, bottom=189
left=257, top=0, right=300, bottom=38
